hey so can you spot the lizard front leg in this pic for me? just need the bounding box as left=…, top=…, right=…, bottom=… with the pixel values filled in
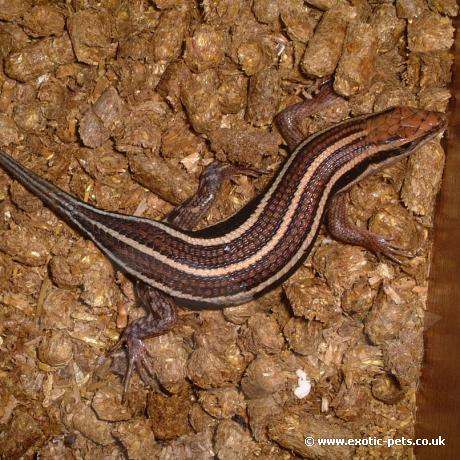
left=327, top=193, right=412, bottom=263
left=275, top=79, right=342, bottom=151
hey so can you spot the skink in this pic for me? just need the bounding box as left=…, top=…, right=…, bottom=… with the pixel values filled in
left=0, top=85, right=446, bottom=398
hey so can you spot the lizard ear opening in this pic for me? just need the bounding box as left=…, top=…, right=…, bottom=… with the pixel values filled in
left=382, top=135, right=404, bottom=145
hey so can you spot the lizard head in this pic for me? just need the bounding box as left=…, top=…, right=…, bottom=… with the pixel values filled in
left=365, top=106, right=447, bottom=151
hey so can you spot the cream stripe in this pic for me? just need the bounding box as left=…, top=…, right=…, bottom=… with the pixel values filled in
left=71, top=131, right=367, bottom=278
left=68, top=137, right=306, bottom=245
left=79, top=143, right=380, bottom=306
left=72, top=126, right=364, bottom=247
left=216, top=126, right=443, bottom=302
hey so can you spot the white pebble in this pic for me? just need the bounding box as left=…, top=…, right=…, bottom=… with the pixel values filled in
left=294, top=369, right=312, bottom=399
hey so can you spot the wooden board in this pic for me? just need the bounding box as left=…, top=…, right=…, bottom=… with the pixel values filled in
left=415, top=16, right=460, bottom=460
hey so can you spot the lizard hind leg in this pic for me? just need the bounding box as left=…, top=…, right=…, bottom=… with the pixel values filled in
left=117, top=281, right=177, bottom=402
left=166, top=160, right=265, bottom=230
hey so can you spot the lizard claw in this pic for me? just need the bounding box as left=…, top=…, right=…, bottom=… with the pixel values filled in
left=112, top=333, right=157, bottom=403
left=373, top=235, right=414, bottom=264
